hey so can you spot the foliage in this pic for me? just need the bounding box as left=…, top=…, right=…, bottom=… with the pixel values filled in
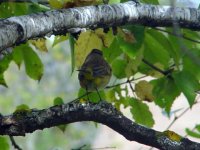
left=0, top=0, right=200, bottom=149
left=0, top=136, right=9, bottom=150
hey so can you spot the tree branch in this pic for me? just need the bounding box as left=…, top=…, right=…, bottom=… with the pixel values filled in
left=1, top=1, right=200, bottom=54
left=0, top=0, right=49, bottom=5
left=0, top=101, right=200, bottom=150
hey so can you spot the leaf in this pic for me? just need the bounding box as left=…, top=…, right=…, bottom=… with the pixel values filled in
left=141, top=0, right=159, bottom=4
left=14, top=104, right=31, bottom=113
left=102, top=37, right=122, bottom=63
left=151, top=77, right=180, bottom=114
left=147, top=63, right=164, bottom=78
left=57, top=124, right=67, bottom=133
left=22, top=44, right=44, bottom=81
left=135, top=80, right=154, bottom=102
left=183, top=48, right=200, bottom=80
left=109, top=0, right=120, bottom=4
left=78, top=88, right=105, bottom=103
left=106, top=89, right=116, bottom=103
left=12, top=46, right=23, bottom=68
left=147, top=29, right=180, bottom=67
left=129, top=98, right=154, bottom=127
left=144, top=32, right=170, bottom=67
left=195, top=124, right=200, bottom=132
left=172, top=71, right=200, bottom=107
left=0, top=53, right=12, bottom=87
left=95, top=28, right=114, bottom=48
left=53, top=35, right=69, bottom=47
left=69, top=34, right=75, bottom=74
left=185, top=128, right=200, bottom=139
left=0, top=3, right=29, bottom=18
left=53, top=97, right=64, bottom=106
left=125, top=48, right=143, bottom=77
left=0, top=136, right=9, bottom=150
left=0, top=74, right=7, bottom=88
left=75, top=30, right=102, bottom=68
left=118, top=25, right=145, bottom=59
left=49, top=0, right=64, bottom=8
left=30, top=38, right=48, bottom=52
left=0, top=54, right=12, bottom=74
left=111, top=59, right=127, bottom=79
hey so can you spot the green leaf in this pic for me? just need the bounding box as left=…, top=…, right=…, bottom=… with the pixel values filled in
left=69, top=34, right=75, bottom=74
left=111, top=59, right=127, bottom=79
left=57, top=124, right=67, bottom=133
left=0, top=53, right=12, bottom=87
left=12, top=46, right=23, bottom=68
left=53, top=35, right=69, bottom=47
left=22, top=44, right=44, bottom=81
left=0, top=136, right=9, bottom=150
left=144, top=32, right=170, bottom=67
left=102, top=38, right=122, bottom=64
left=185, top=128, right=200, bottom=138
left=0, top=54, right=12, bottom=74
left=53, top=97, right=64, bottom=106
left=0, top=74, right=7, bottom=88
left=151, top=77, right=180, bottom=114
left=173, top=71, right=200, bottom=107
left=27, top=3, right=49, bottom=13
left=183, top=48, right=200, bottom=80
left=78, top=88, right=105, bottom=103
left=14, top=104, right=31, bottom=113
left=125, top=48, right=143, bottom=77
left=195, top=124, right=200, bottom=132
left=129, top=98, right=154, bottom=127
left=148, top=29, right=180, bottom=67
left=118, top=25, right=145, bottom=58
left=141, top=0, right=159, bottom=4
left=109, top=0, right=120, bottom=4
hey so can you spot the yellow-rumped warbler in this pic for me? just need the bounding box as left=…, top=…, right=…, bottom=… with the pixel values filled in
left=78, top=49, right=112, bottom=100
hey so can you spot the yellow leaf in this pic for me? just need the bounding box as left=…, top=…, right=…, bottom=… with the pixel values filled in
left=135, top=80, right=155, bottom=102
left=75, top=30, right=103, bottom=68
left=29, top=38, right=48, bottom=52
left=49, top=0, right=64, bottom=8
left=95, top=28, right=114, bottom=48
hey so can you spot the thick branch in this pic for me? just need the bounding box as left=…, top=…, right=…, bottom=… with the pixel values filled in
left=0, top=1, right=200, bottom=52
left=0, top=101, right=199, bottom=150
left=0, top=0, right=49, bottom=5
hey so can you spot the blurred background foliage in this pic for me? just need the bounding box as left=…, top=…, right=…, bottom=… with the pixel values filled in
left=0, top=0, right=200, bottom=149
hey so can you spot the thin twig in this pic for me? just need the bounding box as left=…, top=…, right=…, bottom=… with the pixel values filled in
left=148, top=98, right=200, bottom=150
left=142, top=59, right=172, bottom=76
left=9, top=136, right=22, bottom=150
left=105, top=75, right=147, bottom=89
left=127, top=79, right=135, bottom=93
left=166, top=108, right=190, bottom=130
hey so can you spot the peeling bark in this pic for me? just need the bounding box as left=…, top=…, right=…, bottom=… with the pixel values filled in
left=0, top=2, right=200, bottom=53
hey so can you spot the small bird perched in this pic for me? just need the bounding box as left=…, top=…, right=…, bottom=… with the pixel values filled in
left=78, top=49, right=112, bottom=101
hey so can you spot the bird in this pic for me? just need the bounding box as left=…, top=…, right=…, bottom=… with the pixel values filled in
left=78, top=49, right=112, bottom=101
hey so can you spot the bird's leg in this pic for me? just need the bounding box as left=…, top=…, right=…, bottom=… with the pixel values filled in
left=86, top=87, right=90, bottom=101
left=95, top=87, right=102, bottom=101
